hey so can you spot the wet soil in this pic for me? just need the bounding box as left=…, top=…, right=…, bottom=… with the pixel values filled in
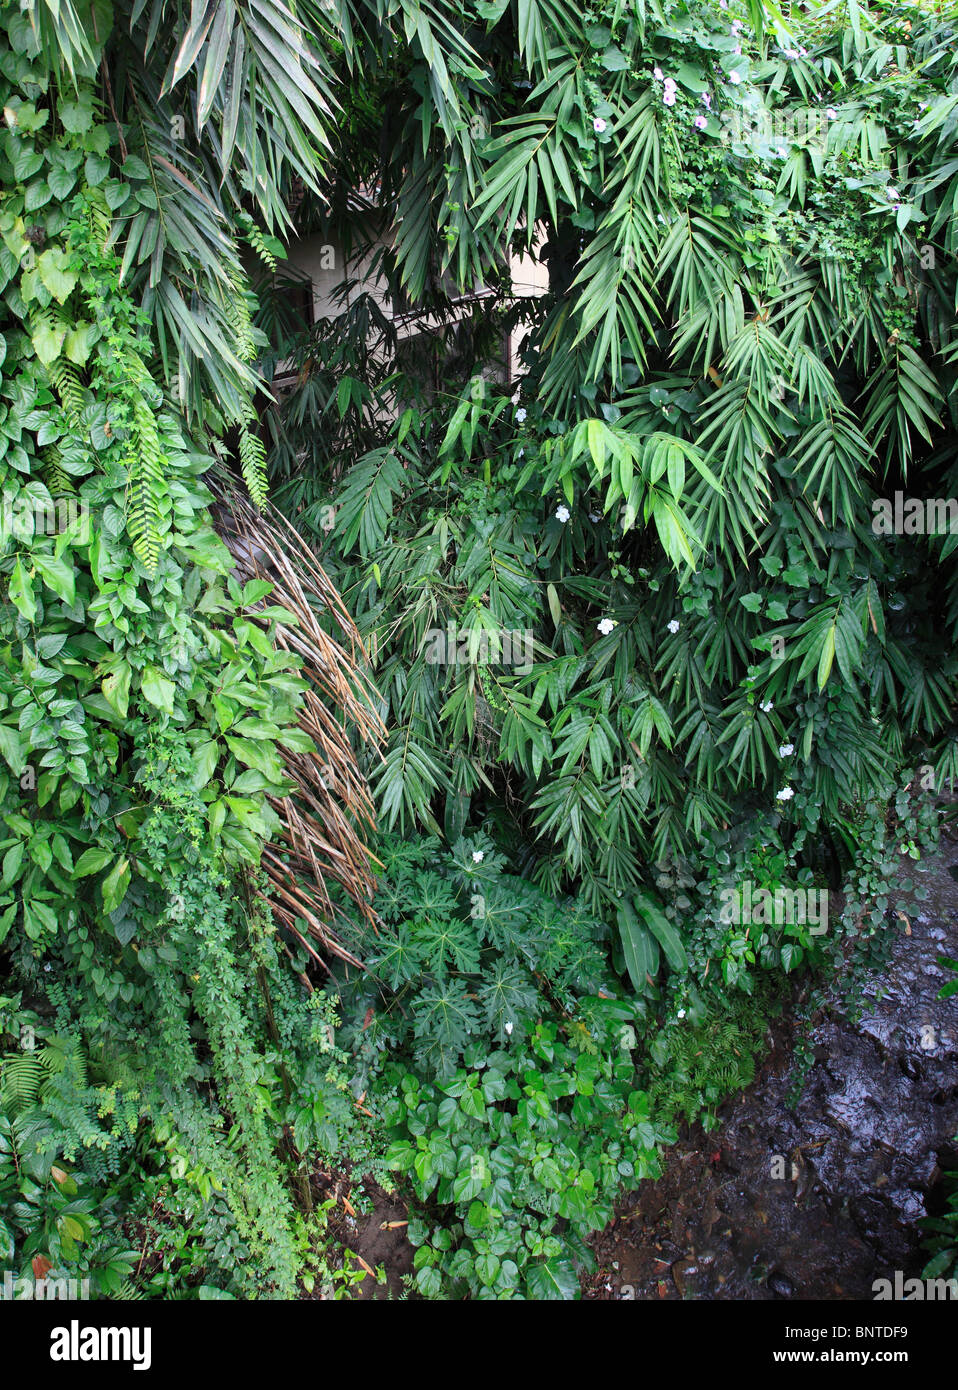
left=312, top=1175, right=414, bottom=1300
left=584, top=849, right=958, bottom=1300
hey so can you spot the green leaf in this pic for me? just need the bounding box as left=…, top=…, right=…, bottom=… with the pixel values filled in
left=525, top=1257, right=578, bottom=1300
left=617, top=900, right=657, bottom=993
left=8, top=558, right=37, bottom=621
left=633, top=888, right=688, bottom=973
left=73, top=847, right=116, bottom=878
left=101, top=857, right=131, bottom=914
left=140, top=666, right=176, bottom=714
left=31, top=318, right=66, bottom=366
left=101, top=662, right=132, bottom=719
left=36, top=248, right=78, bottom=304
left=33, top=554, right=75, bottom=605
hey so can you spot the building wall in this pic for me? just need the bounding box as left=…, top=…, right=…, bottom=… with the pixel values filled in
left=282, top=225, right=550, bottom=382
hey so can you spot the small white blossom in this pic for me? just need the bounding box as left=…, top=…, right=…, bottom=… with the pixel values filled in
left=515, top=406, right=527, bottom=422
left=597, top=618, right=616, bottom=636
left=663, top=91, right=676, bottom=106
left=701, top=92, right=711, bottom=108
left=826, top=107, right=837, bottom=120
left=653, top=66, right=664, bottom=81
left=593, top=117, right=607, bottom=134
left=589, top=512, right=601, bottom=522
left=472, top=850, right=484, bottom=863
left=505, top=1020, right=514, bottom=1035
left=760, top=699, right=773, bottom=713
left=778, top=743, right=795, bottom=757
left=677, top=1008, right=687, bottom=1019
left=555, top=505, right=571, bottom=523
left=667, top=619, right=680, bottom=634
left=663, top=77, right=677, bottom=92
left=886, top=186, right=899, bottom=200
left=729, top=70, right=742, bottom=84
left=777, top=146, right=788, bottom=157
left=776, top=787, right=795, bottom=801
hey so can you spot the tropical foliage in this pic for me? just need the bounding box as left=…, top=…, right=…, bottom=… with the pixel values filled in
left=0, top=0, right=954, bottom=1301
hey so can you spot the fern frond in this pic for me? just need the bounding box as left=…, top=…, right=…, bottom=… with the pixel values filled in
left=48, top=357, right=86, bottom=426
left=124, top=392, right=165, bottom=572
left=238, top=415, right=268, bottom=511
left=40, top=446, right=75, bottom=495
left=0, top=1052, right=44, bottom=1110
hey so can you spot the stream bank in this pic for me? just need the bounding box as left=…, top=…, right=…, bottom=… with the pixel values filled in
left=584, top=846, right=958, bottom=1300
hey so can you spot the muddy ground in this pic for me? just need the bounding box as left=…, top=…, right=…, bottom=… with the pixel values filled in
left=584, top=850, right=958, bottom=1300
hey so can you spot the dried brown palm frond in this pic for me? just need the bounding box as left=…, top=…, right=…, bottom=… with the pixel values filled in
left=209, top=471, right=384, bottom=968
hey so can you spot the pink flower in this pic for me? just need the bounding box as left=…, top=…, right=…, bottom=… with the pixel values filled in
left=694, top=114, right=708, bottom=129
left=663, top=91, right=676, bottom=106
left=701, top=93, right=711, bottom=108
left=653, top=66, right=664, bottom=81
left=729, top=70, right=741, bottom=84
left=663, top=77, right=677, bottom=93
left=826, top=107, right=837, bottom=119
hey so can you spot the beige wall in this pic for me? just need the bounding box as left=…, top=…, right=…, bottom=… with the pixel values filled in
left=280, top=224, right=550, bottom=380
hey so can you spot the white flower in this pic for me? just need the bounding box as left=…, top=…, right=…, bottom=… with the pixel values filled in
left=653, top=66, right=664, bottom=81
left=504, top=1021, right=514, bottom=1035
left=593, top=117, right=607, bottom=134
left=555, top=505, right=571, bottom=523
left=776, top=787, right=795, bottom=801
left=701, top=92, right=711, bottom=107
left=663, top=77, right=677, bottom=92
left=729, top=70, right=741, bottom=84
left=777, top=146, right=788, bottom=157
left=918, top=101, right=928, bottom=111
left=663, top=91, right=676, bottom=106
left=798, top=46, right=808, bottom=57
left=677, top=1008, right=686, bottom=1019
left=667, top=619, right=680, bottom=634
left=778, top=743, right=794, bottom=757
left=826, top=107, right=837, bottom=119
left=515, top=406, right=527, bottom=422
left=694, top=113, right=708, bottom=130
left=472, top=850, right=484, bottom=863
left=886, top=186, right=899, bottom=200
left=760, top=699, right=773, bottom=713
left=784, top=48, right=799, bottom=59
left=719, top=0, right=728, bottom=9
left=597, top=618, right=616, bottom=636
